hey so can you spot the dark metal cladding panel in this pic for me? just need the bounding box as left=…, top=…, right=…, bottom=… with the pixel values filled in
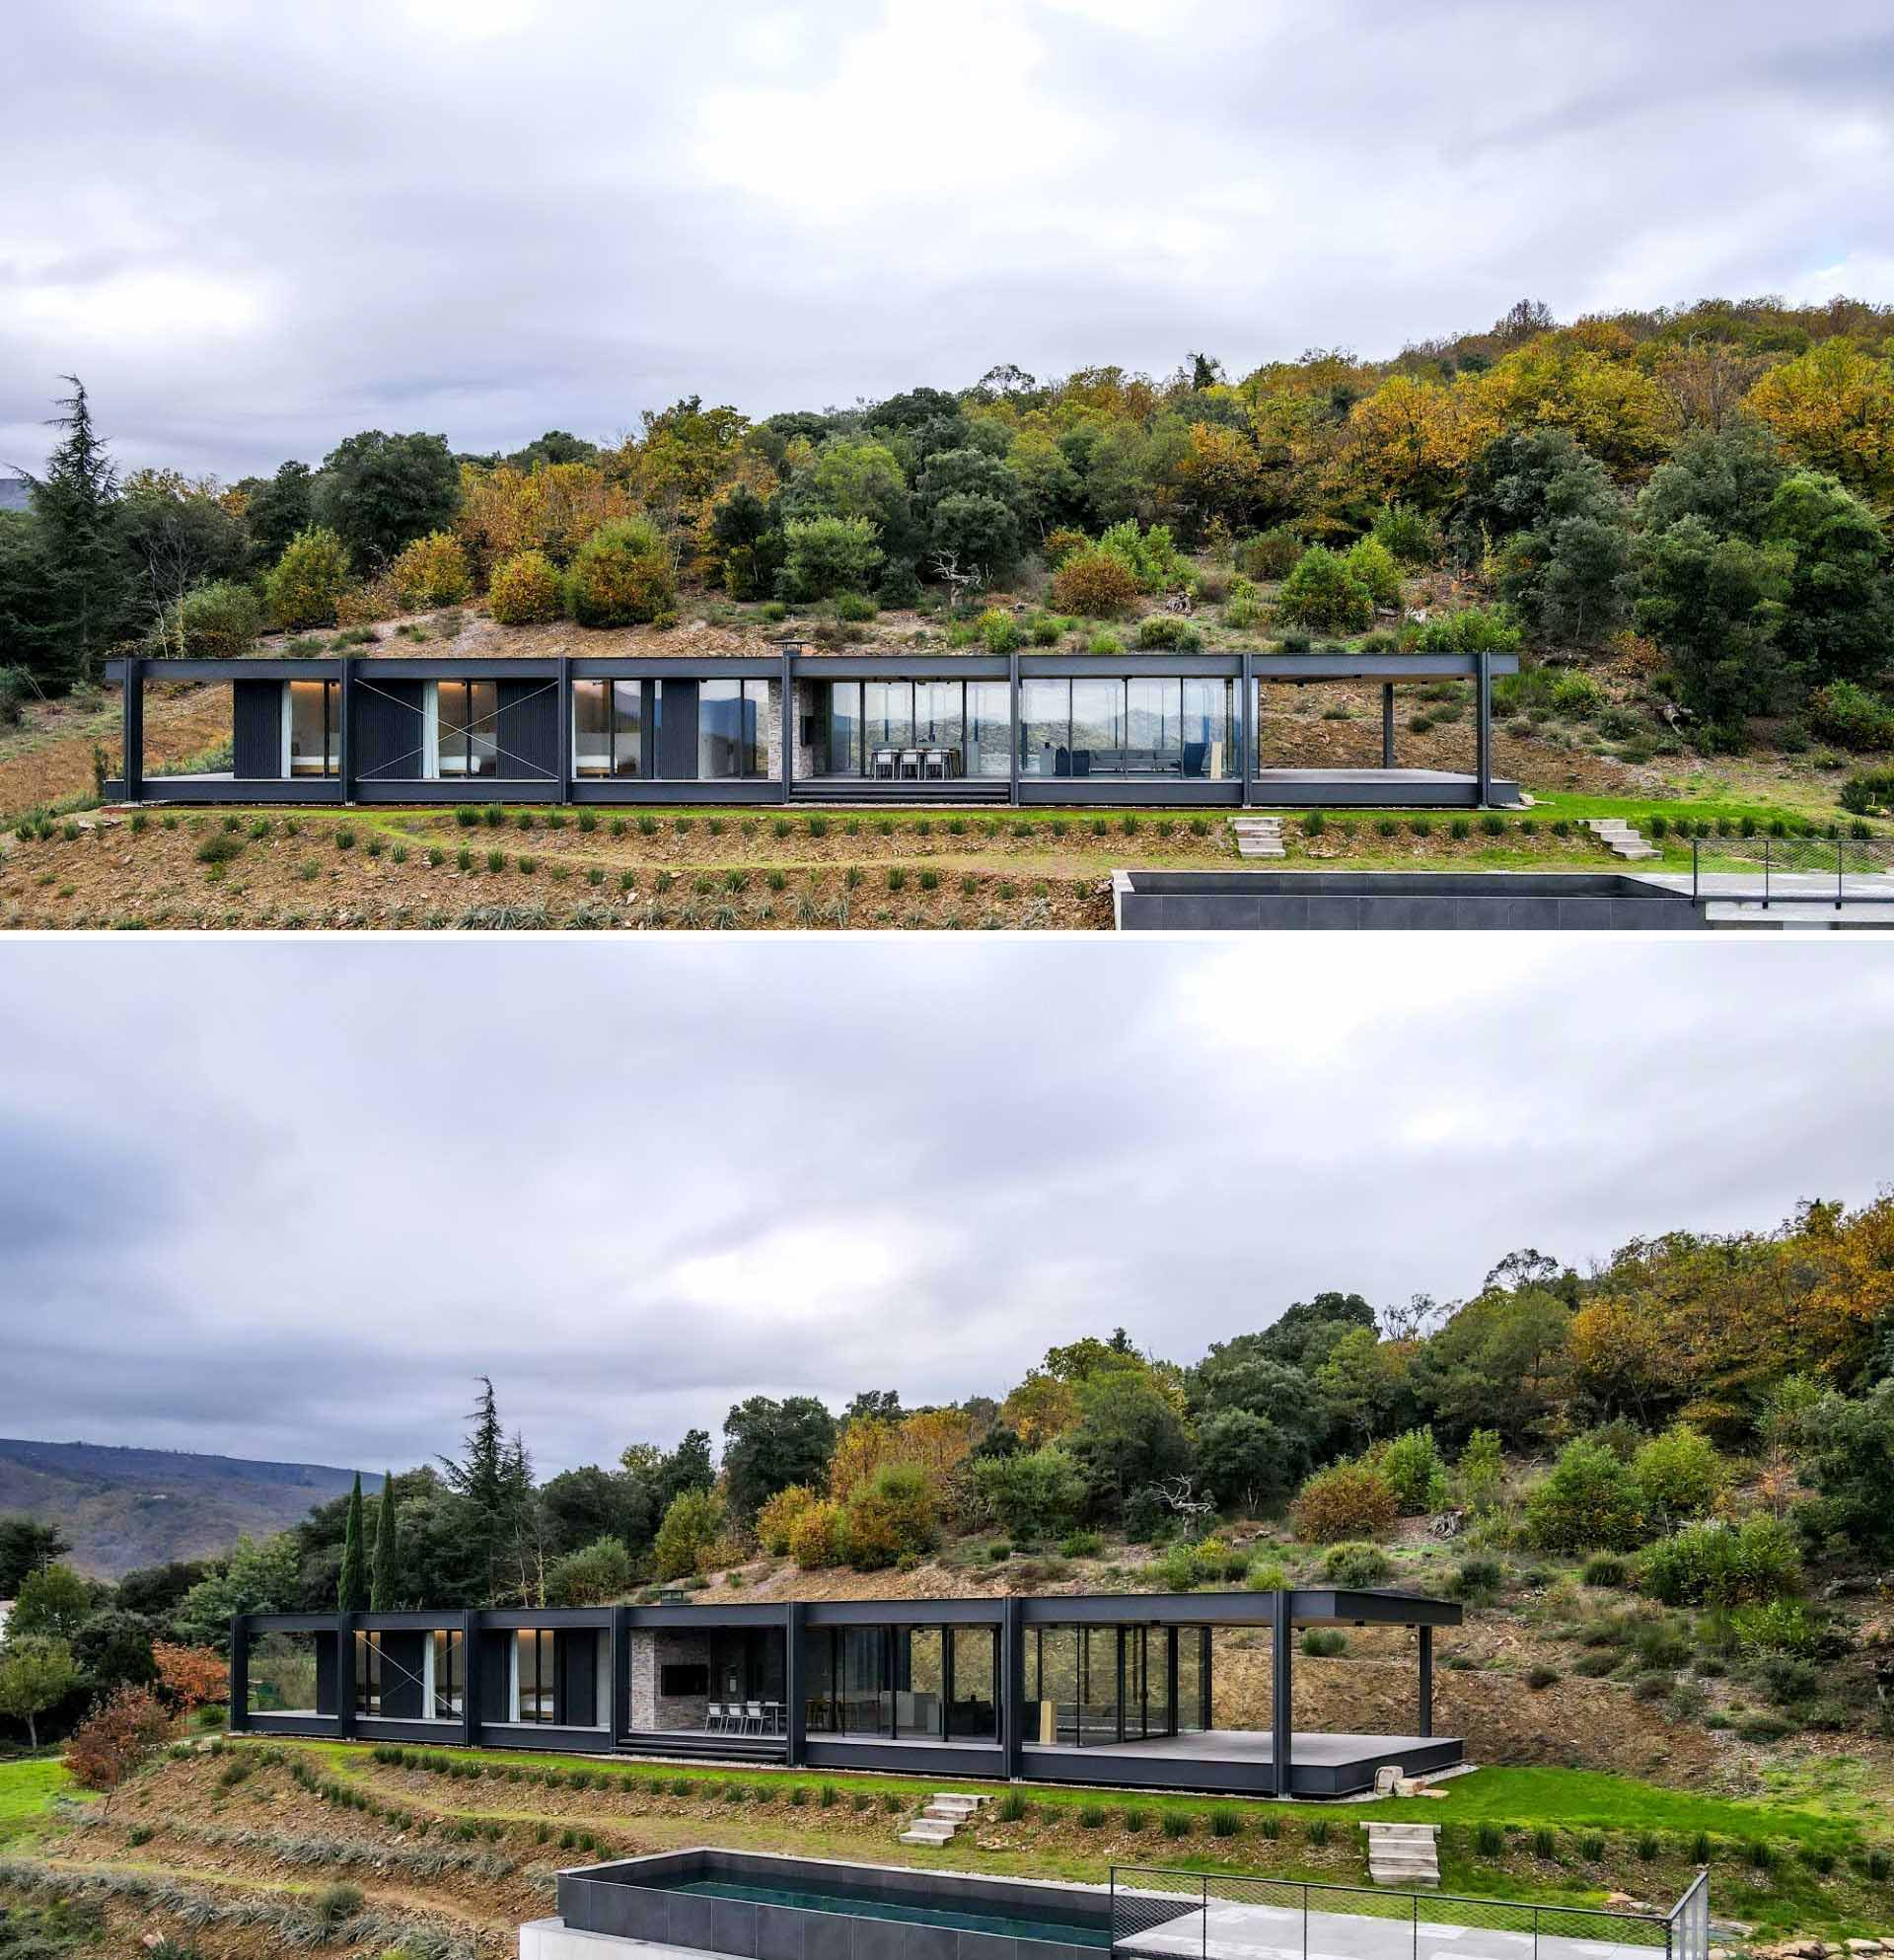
left=478, top=1630, right=512, bottom=1722
left=659, top=680, right=698, bottom=779
left=232, top=681, right=282, bottom=778
left=351, top=679, right=426, bottom=783
left=378, top=1630, right=426, bottom=1718
left=497, top=678, right=561, bottom=778
left=315, top=1635, right=338, bottom=1716
left=557, top=1626, right=599, bottom=1727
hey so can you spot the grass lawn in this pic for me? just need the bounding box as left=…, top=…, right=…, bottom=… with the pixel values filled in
left=0, top=1757, right=84, bottom=1843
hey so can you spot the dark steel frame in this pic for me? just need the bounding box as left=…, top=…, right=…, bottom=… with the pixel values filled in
left=232, top=1587, right=1460, bottom=1797
left=105, top=650, right=1521, bottom=811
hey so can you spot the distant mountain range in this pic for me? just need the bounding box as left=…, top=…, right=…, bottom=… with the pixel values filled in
left=0, top=1438, right=380, bottom=1582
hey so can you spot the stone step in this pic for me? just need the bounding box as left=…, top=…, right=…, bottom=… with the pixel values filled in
left=1364, top=1821, right=1441, bottom=1889
left=931, top=1792, right=987, bottom=1809
left=901, top=1822, right=957, bottom=1845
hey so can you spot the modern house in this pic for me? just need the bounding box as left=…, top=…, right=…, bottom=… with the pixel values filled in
left=231, top=1587, right=1462, bottom=1798
left=105, top=647, right=1521, bottom=810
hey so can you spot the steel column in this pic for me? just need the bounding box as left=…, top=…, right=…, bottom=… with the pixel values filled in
left=228, top=1614, right=250, bottom=1730
left=557, top=654, right=572, bottom=804
left=779, top=645, right=795, bottom=803
left=337, top=1610, right=358, bottom=1738
left=784, top=1601, right=806, bottom=1766
left=1418, top=1624, right=1432, bottom=1737
left=1008, top=651, right=1021, bottom=808
left=1240, top=648, right=1255, bottom=808
left=610, top=1604, right=627, bottom=1742
left=1270, top=1589, right=1292, bottom=1797
left=339, top=659, right=356, bottom=805
left=1475, top=650, right=1492, bottom=808
left=1002, top=1594, right=1025, bottom=1778
left=1382, top=684, right=1396, bottom=768
left=461, top=1609, right=478, bottom=1747
left=122, top=656, right=144, bottom=802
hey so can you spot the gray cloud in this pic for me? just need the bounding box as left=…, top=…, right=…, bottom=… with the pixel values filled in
left=0, top=938, right=1889, bottom=1478
left=3, top=0, right=1891, bottom=480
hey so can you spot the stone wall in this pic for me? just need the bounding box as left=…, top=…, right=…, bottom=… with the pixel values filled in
left=627, top=1629, right=715, bottom=1731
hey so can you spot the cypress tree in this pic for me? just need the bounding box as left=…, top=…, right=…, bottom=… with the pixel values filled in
left=336, top=1473, right=368, bottom=1612
left=369, top=1472, right=400, bottom=1611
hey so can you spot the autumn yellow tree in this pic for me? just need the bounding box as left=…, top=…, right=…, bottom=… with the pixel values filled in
left=1337, top=374, right=1496, bottom=511
left=1746, top=340, right=1894, bottom=505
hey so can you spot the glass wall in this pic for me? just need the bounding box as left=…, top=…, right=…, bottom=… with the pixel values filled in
left=355, top=1630, right=383, bottom=1716
left=431, top=1629, right=464, bottom=1719
left=897, top=1628, right=943, bottom=1738
left=287, top=681, right=339, bottom=777
left=947, top=1626, right=998, bottom=1739
left=436, top=680, right=499, bottom=777
left=699, top=679, right=768, bottom=778
left=246, top=1630, right=328, bottom=1717
left=516, top=1628, right=556, bottom=1721
left=1020, top=678, right=1237, bottom=778
left=573, top=679, right=644, bottom=778
left=811, top=681, right=1003, bottom=779
left=1029, top=1623, right=1200, bottom=1746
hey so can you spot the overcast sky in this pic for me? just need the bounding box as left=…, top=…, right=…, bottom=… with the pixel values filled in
left=4, top=0, right=1892, bottom=482
left=1, top=937, right=1889, bottom=1479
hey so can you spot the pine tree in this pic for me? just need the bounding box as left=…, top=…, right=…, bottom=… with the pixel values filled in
left=336, top=1473, right=368, bottom=1612
left=21, top=377, right=128, bottom=685
left=441, top=1377, right=537, bottom=1604
left=369, top=1472, right=400, bottom=1611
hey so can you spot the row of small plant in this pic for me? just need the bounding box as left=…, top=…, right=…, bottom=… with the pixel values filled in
left=1461, top=1820, right=1877, bottom=1879
left=159, top=1819, right=520, bottom=1884
left=1302, top=811, right=1589, bottom=843
left=447, top=807, right=1219, bottom=842
left=0, top=1855, right=474, bottom=1958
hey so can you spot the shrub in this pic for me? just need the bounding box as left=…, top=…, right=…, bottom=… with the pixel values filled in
left=1411, top=605, right=1524, bottom=653
left=1807, top=680, right=1894, bottom=753
left=978, top=607, right=1024, bottom=654
left=194, top=832, right=244, bottom=866
left=1379, top=1427, right=1446, bottom=1514
left=1292, top=1460, right=1399, bottom=1543
left=784, top=516, right=882, bottom=602
left=1371, top=503, right=1440, bottom=566
left=1475, top=1821, right=1506, bottom=1856
left=1059, top=1530, right=1103, bottom=1560
left=1134, top=614, right=1204, bottom=650
left=1302, top=1629, right=1348, bottom=1657
left=1449, top=1557, right=1506, bottom=1605
left=1275, top=546, right=1374, bottom=633
left=1581, top=1553, right=1629, bottom=1587
left=876, top=562, right=923, bottom=609
left=392, top=530, right=472, bottom=609
left=487, top=548, right=564, bottom=624
left=839, top=1462, right=937, bottom=1569
left=1160, top=1809, right=1193, bottom=1839
left=1550, top=670, right=1608, bottom=717
left=1209, top=1805, right=1242, bottom=1838
left=566, top=518, right=676, bottom=625
left=265, top=527, right=350, bottom=630
left=1098, top=520, right=1188, bottom=592
left=1639, top=1517, right=1802, bottom=1607
left=1525, top=1665, right=1560, bottom=1691
left=1051, top=549, right=1141, bottom=618
left=1245, top=1558, right=1287, bottom=1593
left=1322, top=1541, right=1392, bottom=1587
left=653, top=1487, right=725, bottom=1580
left=1343, top=535, right=1403, bottom=607
left=1729, top=1598, right=1825, bottom=1656
left=835, top=591, right=877, bottom=622
left=1236, top=528, right=1303, bottom=580
left=1631, top=1424, right=1725, bottom=1525
left=1043, top=527, right=1090, bottom=566
left=1525, top=1438, right=1648, bottom=1553
left=757, top=1484, right=820, bottom=1558
left=972, top=1444, right=1085, bottom=1540
left=164, top=579, right=261, bottom=659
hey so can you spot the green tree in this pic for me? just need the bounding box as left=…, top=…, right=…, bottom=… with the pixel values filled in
left=71, top=1609, right=159, bottom=1695
left=336, top=1474, right=368, bottom=1612
left=1763, top=471, right=1894, bottom=686
left=17, top=377, right=128, bottom=684
left=1634, top=515, right=1791, bottom=724
left=546, top=1535, right=635, bottom=1606
left=263, top=526, right=350, bottom=630
left=1065, top=1369, right=1192, bottom=1515
left=236, top=459, right=317, bottom=569
left=720, top=1396, right=837, bottom=1523
left=1413, top=1287, right=1573, bottom=1444
left=369, top=1472, right=400, bottom=1611
left=0, top=1636, right=81, bottom=1750
left=1524, top=1436, right=1648, bottom=1553
left=1195, top=1409, right=1297, bottom=1512
left=970, top=1444, right=1086, bottom=1539
left=652, top=1488, right=725, bottom=1581
left=565, top=517, right=676, bottom=625
left=654, top=1429, right=716, bottom=1510
left=928, top=492, right=1023, bottom=578
left=314, top=429, right=461, bottom=569
left=174, top=1533, right=303, bottom=1648
left=11, top=1562, right=94, bottom=1640
left=1275, top=545, right=1374, bottom=632
left=1796, top=1382, right=1894, bottom=1560
left=783, top=515, right=883, bottom=601
left=439, top=1377, right=535, bottom=1604
left=0, top=1516, right=71, bottom=1597
left=1630, top=1423, right=1725, bottom=1526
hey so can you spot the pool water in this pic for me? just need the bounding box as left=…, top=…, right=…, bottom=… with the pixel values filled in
left=670, top=1876, right=1114, bottom=1947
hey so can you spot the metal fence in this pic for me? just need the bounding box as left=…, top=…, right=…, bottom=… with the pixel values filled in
left=1691, top=834, right=1894, bottom=907
left=1109, top=1863, right=1704, bottom=1960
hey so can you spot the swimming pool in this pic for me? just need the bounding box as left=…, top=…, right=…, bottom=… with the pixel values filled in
left=550, top=1848, right=1115, bottom=1960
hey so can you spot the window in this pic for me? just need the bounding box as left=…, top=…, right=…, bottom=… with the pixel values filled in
left=515, top=1628, right=556, bottom=1722
left=698, top=679, right=769, bottom=778
left=947, top=1626, right=998, bottom=1740
left=896, top=1628, right=943, bottom=1738
left=431, top=1630, right=463, bottom=1718
left=966, top=682, right=1010, bottom=778
left=1020, top=679, right=1070, bottom=775
left=287, top=681, right=339, bottom=777
left=573, top=679, right=644, bottom=777
left=823, top=681, right=862, bottom=776
left=435, top=680, right=499, bottom=777
left=1070, top=679, right=1125, bottom=773
left=355, top=1631, right=382, bottom=1716
left=1182, top=678, right=1235, bottom=779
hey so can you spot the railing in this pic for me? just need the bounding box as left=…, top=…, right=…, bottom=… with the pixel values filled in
left=1691, top=834, right=1894, bottom=907
left=1109, top=1863, right=1703, bottom=1960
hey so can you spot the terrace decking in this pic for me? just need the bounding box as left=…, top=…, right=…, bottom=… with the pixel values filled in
left=1023, top=1730, right=1463, bottom=1799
